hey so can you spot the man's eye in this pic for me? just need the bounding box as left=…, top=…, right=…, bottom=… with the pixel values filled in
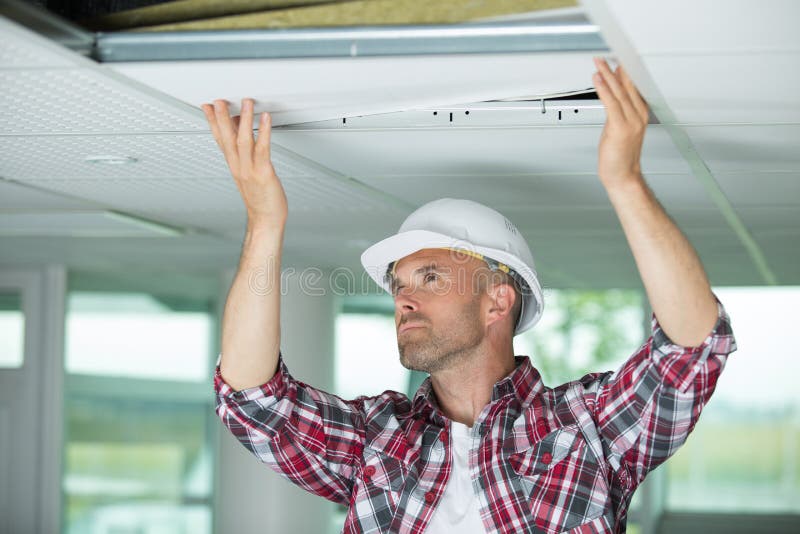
left=424, top=273, right=438, bottom=283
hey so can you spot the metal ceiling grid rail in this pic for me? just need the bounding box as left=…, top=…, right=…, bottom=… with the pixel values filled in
left=0, top=0, right=608, bottom=62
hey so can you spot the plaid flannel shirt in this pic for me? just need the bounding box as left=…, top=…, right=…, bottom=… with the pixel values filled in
left=214, top=296, right=736, bottom=533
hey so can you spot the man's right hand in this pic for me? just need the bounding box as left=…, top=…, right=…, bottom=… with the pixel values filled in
left=201, top=98, right=288, bottom=228
left=202, top=98, right=287, bottom=391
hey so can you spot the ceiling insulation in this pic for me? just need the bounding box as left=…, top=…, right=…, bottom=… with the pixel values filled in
left=81, top=0, right=577, bottom=32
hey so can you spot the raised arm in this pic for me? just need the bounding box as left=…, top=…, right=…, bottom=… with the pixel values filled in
left=202, top=98, right=288, bottom=390
left=591, top=57, right=718, bottom=347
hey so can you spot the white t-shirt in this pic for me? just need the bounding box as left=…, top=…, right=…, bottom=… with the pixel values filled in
left=425, top=421, right=487, bottom=533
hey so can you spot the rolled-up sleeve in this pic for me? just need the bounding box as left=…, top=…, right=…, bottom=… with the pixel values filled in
left=214, top=351, right=366, bottom=505
left=586, top=294, right=737, bottom=488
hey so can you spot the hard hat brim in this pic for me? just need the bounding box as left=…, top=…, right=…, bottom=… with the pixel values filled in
left=361, top=229, right=544, bottom=334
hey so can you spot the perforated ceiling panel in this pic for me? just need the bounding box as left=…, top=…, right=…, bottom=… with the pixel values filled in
left=0, top=134, right=322, bottom=180
left=0, top=16, right=205, bottom=136
left=1, top=68, right=207, bottom=135
left=1, top=6, right=797, bottom=286
left=0, top=15, right=80, bottom=68
left=20, top=175, right=408, bottom=234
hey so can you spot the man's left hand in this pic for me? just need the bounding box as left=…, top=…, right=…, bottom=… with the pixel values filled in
left=592, top=57, right=650, bottom=188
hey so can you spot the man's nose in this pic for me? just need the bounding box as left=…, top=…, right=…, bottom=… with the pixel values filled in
left=394, top=286, right=419, bottom=312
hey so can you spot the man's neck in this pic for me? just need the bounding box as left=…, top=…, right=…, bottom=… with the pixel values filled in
left=429, top=346, right=516, bottom=428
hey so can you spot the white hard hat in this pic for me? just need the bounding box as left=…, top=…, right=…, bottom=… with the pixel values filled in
left=361, top=198, right=544, bottom=335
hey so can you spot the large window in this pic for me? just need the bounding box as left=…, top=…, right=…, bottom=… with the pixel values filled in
left=0, top=291, right=24, bottom=368
left=334, top=295, right=410, bottom=399
left=666, top=286, right=800, bottom=514
left=63, top=287, right=216, bottom=534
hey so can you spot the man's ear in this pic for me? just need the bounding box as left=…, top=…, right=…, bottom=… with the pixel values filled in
left=485, top=281, right=515, bottom=329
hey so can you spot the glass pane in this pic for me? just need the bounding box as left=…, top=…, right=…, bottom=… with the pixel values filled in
left=65, top=292, right=212, bottom=381
left=63, top=397, right=213, bottom=534
left=513, top=289, right=644, bottom=385
left=63, top=289, right=215, bottom=534
left=334, top=312, right=410, bottom=399
left=666, top=286, right=800, bottom=513
left=0, top=291, right=24, bottom=368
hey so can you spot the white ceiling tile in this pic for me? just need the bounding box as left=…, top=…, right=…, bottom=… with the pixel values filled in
left=735, top=206, right=800, bottom=232
left=507, top=206, right=729, bottom=236
left=0, top=134, right=228, bottom=180
left=0, top=16, right=81, bottom=68
left=0, top=134, right=326, bottom=180
left=20, top=177, right=243, bottom=212
left=0, top=180, right=95, bottom=210
left=272, top=125, right=688, bottom=177
left=362, top=172, right=715, bottom=209
left=21, top=175, right=408, bottom=236
left=752, top=232, right=800, bottom=284
left=643, top=53, right=800, bottom=124
left=0, top=211, right=176, bottom=237
left=363, top=174, right=609, bottom=208
left=0, top=68, right=208, bottom=135
left=602, top=0, right=800, bottom=54
left=714, top=172, right=800, bottom=206
left=0, top=16, right=205, bottom=136
left=683, top=125, right=800, bottom=173
left=109, top=52, right=599, bottom=127
left=0, top=234, right=239, bottom=271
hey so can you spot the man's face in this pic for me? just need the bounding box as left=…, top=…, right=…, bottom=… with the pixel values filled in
left=389, top=248, right=489, bottom=373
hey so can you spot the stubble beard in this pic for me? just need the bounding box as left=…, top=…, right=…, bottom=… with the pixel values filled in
left=397, top=298, right=484, bottom=374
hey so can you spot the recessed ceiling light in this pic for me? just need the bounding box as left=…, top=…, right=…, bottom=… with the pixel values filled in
left=84, top=155, right=139, bottom=165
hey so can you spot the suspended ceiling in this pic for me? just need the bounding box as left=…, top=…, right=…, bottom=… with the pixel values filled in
left=0, top=0, right=798, bottom=296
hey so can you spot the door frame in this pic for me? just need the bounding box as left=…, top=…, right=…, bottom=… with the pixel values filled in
left=0, top=265, right=66, bottom=534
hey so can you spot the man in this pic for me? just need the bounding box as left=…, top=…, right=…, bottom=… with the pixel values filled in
left=201, top=57, right=736, bottom=533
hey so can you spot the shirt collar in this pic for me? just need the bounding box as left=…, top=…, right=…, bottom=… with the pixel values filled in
left=411, top=355, right=544, bottom=424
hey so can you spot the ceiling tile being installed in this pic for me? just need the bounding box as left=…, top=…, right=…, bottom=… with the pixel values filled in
left=108, top=52, right=599, bottom=126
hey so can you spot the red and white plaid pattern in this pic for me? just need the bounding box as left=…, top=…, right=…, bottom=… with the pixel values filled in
left=215, top=296, right=735, bottom=533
